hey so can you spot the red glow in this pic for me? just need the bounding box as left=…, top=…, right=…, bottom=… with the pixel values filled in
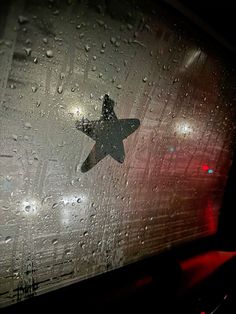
left=204, top=200, right=217, bottom=234
left=202, top=164, right=209, bottom=172
left=135, top=276, right=153, bottom=288
left=200, top=312, right=206, bottom=314
left=180, top=251, right=236, bottom=289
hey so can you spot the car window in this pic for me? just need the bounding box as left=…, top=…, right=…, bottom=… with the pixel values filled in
left=0, top=0, right=235, bottom=307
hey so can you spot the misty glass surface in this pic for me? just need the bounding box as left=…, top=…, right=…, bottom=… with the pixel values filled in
left=0, top=0, right=235, bottom=307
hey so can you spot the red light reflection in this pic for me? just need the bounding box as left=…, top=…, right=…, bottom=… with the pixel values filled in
left=181, top=251, right=236, bottom=289
left=204, top=200, right=217, bottom=234
left=202, top=164, right=210, bottom=172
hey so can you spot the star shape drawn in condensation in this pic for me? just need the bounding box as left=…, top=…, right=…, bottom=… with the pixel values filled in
left=76, top=94, right=140, bottom=172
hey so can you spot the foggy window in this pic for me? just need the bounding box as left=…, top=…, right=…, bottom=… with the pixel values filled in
left=0, top=0, right=235, bottom=307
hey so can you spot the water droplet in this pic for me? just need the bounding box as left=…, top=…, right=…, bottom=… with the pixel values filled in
left=144, top=24, right=151, bottom=31
left=25, top=205, right=31, bottom=212
left=31, top=86, right=37, bottom=93
left=57, top=85, right=63, bottom=94
left=65, top=249, right=71, bottom=255
left=12, top=134, right=18, bottom=141
left=5, top=236, right=12, bottom=243
left=60, top=72, right=65, bottom=80
left=24, top=47, right=32, bottom=56
left=84, top=44, right=90, bottom=52
left=52, top=239, right=58, bottom=245
left=92, top=65, right=96, bottom=71
left=110, top=37, right=116, bottom=44
left=24, top=122, right=32, bottom=128
left=53, top=9, right=59, bottom=15
left=36, top=100, right=41, bottom=107
left=77, top=198, right=81, bottom=203
left=83, top=231, right=88, bottom=236
left=116, top=84, right=122, bottom=89
left=97, top=20, right=104, bottom=26
left=25, top=38, right=31, bottom=45
left=43, top=37, right=48, bottom=44
left=142, top=77, right=147, bottom=83
left=42, top=195, right=52, bottom=204
left=18, top=15, right=29, bottom=24
left=52, top=203, right=59, bottom=209
left=46, top=50, right=53, bottom=58
left=33, top=57, right=38, bottom=63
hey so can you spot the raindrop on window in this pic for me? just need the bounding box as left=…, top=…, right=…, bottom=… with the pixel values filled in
left=18, top=15, right=29, bottom=24
left=46, top=50, right=53, bottom=58
left=5, top=236, right=12, bottom=244
left=24, top=47, right=32, bottom=56
left=57, top=85, right=63, bottom=94
left=85, top=44, right=90, bottom=52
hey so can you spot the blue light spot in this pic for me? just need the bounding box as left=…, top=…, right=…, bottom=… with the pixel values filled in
left=208, top=169, right=214, bottom=174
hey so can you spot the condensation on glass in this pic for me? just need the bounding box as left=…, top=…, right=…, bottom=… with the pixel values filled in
left=0, top=0, right=235, bottom=307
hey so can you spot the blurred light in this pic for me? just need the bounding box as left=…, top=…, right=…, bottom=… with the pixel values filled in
left=70, top=106, right=79, bottom=116
left=135, top=276, right=153, bottom=288
left=69, top=105, right=86, bottom=119
left=202, top=164, right=209, bottom=172
left=185, top=49, right=201, bottom=68
left=60, top=194, right=87, bottom=226
left=64, top=97, right=89, bottom=120
left=176, top=121, right=193, bottom=136
left=181, top=48, right=204, bottom=72
left=202, top=165, right=214, bottom=174
left=205, top=200, right=216, bottom=234
left=62, top=194, right=87, bottom=205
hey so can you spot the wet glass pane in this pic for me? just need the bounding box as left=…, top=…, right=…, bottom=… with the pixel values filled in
left=0, top=0, right=235, bottom=307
